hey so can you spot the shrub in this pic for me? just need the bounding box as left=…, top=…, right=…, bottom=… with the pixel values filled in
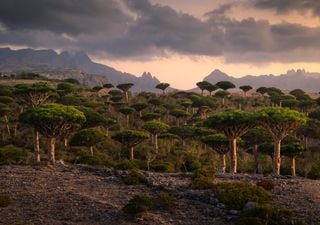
left=191, top=168, right=215, bottom=189
left=0, top=145, right=25, bottom=165
left=191, top=176, right=214, bottom=190
left=122, top=170, right=145, bottom=185
left=213, top=182, right=271, bottom=210
left=256, top=179, right=275, bottom=191
left=155, top=192, right=176, bottom=210
left=236, top=206, right=306, bottom=225
left=0, top=193, right=11, bottom=207
left=150, top=163, right=175, bottom=173
left=123, top=194, right=154, bottom=215
left=71, top=155, right=113, bottom=167
left=115, top=160, right=144, bottom=170
left=307, top=164, right=320, bottom=180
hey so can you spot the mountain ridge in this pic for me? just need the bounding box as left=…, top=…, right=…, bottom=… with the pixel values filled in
left=0, top=48, right=161, bottom=92
left=203, top=69, right=320, bottom=92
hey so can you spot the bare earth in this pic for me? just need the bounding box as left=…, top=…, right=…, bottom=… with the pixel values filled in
left=0, top=165, right=319, bottom=225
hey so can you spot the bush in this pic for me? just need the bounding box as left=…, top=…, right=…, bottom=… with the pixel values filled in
left=155, top=192, right=176, bottom=210
left=0, top=193, right=11, bottom=207
left=213, top=182, right=271, bottom=210
left=191, top=168, right=215, bottom=189
left=191, top=176, right=214, bottom=190
left=0, top=145, right=25, bottom=165
left=236, top=206, right=306, bottom=225
left=122, top=170, right=145, bottom=185
left=71, top=155, right=112, bottom=167
left=256, top=179, right=275, bottom=191
left=150, top=163, right=175, bottom=173
left=115, top=160, right=145, bottom=170
left=123, top=194, right=154, bottom=215
left=307, top=164, right=320, bottom=180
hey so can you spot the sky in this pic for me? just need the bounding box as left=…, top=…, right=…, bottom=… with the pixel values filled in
left=0, top=0, right=320, bottom=89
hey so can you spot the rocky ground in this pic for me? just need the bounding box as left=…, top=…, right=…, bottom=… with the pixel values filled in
left=0, top=164, right=319, bottom=225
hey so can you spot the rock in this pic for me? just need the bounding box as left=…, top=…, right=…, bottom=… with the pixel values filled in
left=243, top=201, right=257, bottom=212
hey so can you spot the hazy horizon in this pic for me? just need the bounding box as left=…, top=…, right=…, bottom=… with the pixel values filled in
left=0, top=0, right=319, bottom=89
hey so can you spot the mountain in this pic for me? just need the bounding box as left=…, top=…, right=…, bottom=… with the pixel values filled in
left=202, top=69, right=320, bottom=92
left=0, top=48, right=161, bottom=92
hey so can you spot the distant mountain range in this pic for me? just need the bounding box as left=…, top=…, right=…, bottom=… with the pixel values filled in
left=0, top=48, right=160, bottom=92
left=1, top=48, right=320, bottom=92
left=202, top=69, right=320, bottom=92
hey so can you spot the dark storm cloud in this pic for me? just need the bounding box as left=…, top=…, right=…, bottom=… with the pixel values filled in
left=253, top=0, right=320, bottom=16
left=0, top=0, right=320, bottom=63
left=0, top=0, right=131, bottom=35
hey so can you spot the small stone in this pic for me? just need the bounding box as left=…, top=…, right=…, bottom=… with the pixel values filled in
left=243, top=201, right=257, bottom=211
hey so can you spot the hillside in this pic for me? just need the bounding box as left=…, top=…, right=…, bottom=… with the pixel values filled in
left=202, top=69, right=320, bottom=92
left=0, top=48, right=161, bottom=92
left=0, top=165, right=319, bottom=225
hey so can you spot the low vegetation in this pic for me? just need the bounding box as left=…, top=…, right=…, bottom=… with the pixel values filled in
left=213, top=182, right=271, bottom=210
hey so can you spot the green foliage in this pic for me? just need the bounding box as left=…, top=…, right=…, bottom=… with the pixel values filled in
left=201, top=134, right=229, bottom=154
left=256, top=87, right=268, bottom=95
left=213, top=182, right=271, bottom=210
left=123, top=194, right=154, bottom=215
left=214, top=90, right=230, bottom=98
left=115, top=160, right=146, bottom=170
left=0, top=84, right=13, bottom=96
left=307, top=164, right=320, bottom=179
left=0, top=193, right=12, bottom=207
left=239, top=85, right=253, bottom=93
left=122, top=170, right=145, bottom=185
left=196, top=81, right=212, bottom=92
left=70, top=128, right=105, bottom=148
left=149, top=163, right=175, bottom=172
left=191, top=176, right=214, bottom=189
left=116, top=83, right=134, bottom=92
left=216, top=81, right=236, bottom=90
left=141, top=113, right=161, bottom=121
left=256, top=179, right=275, bottom=191
left=0, top=96, right=14, bottom=104
left=142, top=120, right=169, bottom=135
left=112, top=130, right=149, bottom=147
left=77, top=107, right=106, bottom=128
left=119, top=107, right=135, bottom=115
left=155, top=192, right=176, bottom=210
left=130, top=102, right=148, bottom=112
left=57, top=82, right=76, bottom=96
left=155, top=83, right=170, bottom=92
left=19, top=103, right=85, bottom=137
left=148, top=98, right=162, bottom=106
left=0, top=145, right=25, bottom=165
left=62, top=78, right=80, bottom=84
left=236, top=206, right=306, bottom=225
left=168, top=126, right=195, bottom=139
left=256, top=107, right=308, bottom=136
left=72, top=155, right=100, bottom=166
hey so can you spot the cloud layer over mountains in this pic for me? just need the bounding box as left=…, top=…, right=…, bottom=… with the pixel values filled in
left=0, top=0, right=319, bottom=63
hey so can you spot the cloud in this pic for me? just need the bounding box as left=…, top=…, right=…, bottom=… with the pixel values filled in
left=0, top=0, right=131, bottom=36
left=0, top=0, right=319, bottom=64
left=252, top=0, right=320, bottom=16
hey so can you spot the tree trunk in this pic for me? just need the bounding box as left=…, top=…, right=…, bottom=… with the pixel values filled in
left=64, top=137, right=68, bottom=150
left=126, top=115, right=129, bottom=127
left=48, top=137, right=56, bottom=164
left=130, top=146, right=134, bottom=160
left=222, top=98, right=225, bottom=106
left=291, top=156, right=296, bottom=176
left=230, top=138, right=237, bottom=173
left=106, top=127, right=109, bottom=137
left=33, top=129, right=41, bottom=162
left=90, top=146, right=94, bottom=156
left=4, top=115, right=10, bottom=136
left=154, top=134, right=158, bottom=154
left=220, top=154, right=226, bottom=173
left=125, top=92, right=129, bottom=103
left=253, top=144, right=260, bottom=174
left=273, top=139, right=281, bottom=176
